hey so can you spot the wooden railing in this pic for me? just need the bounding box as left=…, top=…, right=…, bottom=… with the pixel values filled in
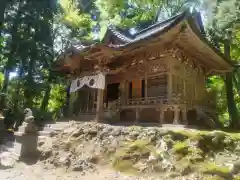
left=127, top=96, right=168, bottom=105
left=105, top=96, right=169, bottom=111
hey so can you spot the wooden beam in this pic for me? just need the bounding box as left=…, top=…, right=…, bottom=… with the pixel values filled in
left=168, top=73, right=173, bottom=102
left=95, top=88, right=104, bottom=122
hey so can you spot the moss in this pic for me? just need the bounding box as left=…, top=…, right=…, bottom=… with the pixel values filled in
left=200, top=162, right=232, bottom=178
left=234, top=175, right=240, bottom=180
left=172, top=141, right=189, bottom=155
left=175, top=159, right=194, bottom=175
left=225, top=132, right=240, bottom=141
left=173, top=130, right=197, bottom=138
left=112, top=159, right=138, bottom=173
left=128, top=126, right=143, bottom=132
left=203, top=175, right=226, bottom=180
left=112, top=139, right=156, bottom=172
left=163, top=134, right=173, bottom=142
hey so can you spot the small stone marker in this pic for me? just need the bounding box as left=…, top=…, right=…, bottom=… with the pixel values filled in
left=14, top=108, right=38, bottom=158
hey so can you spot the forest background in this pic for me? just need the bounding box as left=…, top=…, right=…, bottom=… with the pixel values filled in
left=0, top=0, right=239, bottom=128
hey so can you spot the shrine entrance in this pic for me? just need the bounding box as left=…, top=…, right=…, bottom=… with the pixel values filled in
left=107, top=83, right=120, bottom=101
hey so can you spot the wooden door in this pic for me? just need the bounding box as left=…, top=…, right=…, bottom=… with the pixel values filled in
left=131, top=79, right=142, bottom=98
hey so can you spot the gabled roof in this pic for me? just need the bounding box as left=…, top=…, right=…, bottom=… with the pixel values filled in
left=54, top=10, right=233, bottom=74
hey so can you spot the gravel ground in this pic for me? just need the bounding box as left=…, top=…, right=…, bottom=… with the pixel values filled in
left=0, top=162, right=160, bottom=180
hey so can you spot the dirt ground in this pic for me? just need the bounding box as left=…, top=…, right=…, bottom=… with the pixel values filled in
left=0, top=162, right=158, bottom=180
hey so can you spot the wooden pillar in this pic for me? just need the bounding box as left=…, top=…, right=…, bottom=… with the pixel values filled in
left=95, top=89, right=104, bottom=122
left=183, top=79, right=186, bottom=102
left=125, top=81, right=129, bottom=104
left=182, top=108, right=188, bottom=125
left=173, top=106, right=180, bottom=124
left=159, top=108, right=165, bottom=125
left=120, top=80, right=126, bottom=105
left=69, top=92, right=77, bottom=116
left=168, top=73, right=173, bottom=102
left=135, top=108, right=140, bottom=123
left=93, top=90, right=97, bottom=112
left=145, top=72, right=148, bottom=99
left=86, top=90, right=90, bottom=113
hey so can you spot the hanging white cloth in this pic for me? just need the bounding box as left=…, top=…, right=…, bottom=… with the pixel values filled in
left=70, top=73, right=105, bottom=93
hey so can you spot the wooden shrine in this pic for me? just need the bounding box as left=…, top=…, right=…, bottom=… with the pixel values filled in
left=53, top=11, right=232, bottom=127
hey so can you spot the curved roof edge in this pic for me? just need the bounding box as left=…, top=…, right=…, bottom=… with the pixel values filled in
left=186, top=12, right=233, bottom=68
left=103, top=11, right=187, bottom=46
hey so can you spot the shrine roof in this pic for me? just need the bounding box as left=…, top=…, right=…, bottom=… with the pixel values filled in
left=103, top=12, right=187, bottom=45
left=53, top=10, right=233, bottom=74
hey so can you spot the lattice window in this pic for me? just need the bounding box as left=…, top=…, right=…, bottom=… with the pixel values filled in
left=147, top=75, right=167, bottom=98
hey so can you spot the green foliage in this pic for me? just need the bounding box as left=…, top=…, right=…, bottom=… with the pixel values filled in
left=59, top=0, right=93, bottom=29
left=48, top=83, right=66, bottom=118
left=0, top=0, right=239, bottom=127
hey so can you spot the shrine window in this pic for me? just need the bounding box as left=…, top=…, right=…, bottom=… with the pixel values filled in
left=147, top=75, right=167, bottom=98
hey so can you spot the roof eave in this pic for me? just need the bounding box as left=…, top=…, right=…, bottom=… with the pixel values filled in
left=186, top=17, right=233, bottom=71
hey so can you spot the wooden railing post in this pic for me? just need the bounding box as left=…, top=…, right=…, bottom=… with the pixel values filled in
left=135, top=108, right=140, bottom=123
left=173, top=106, right=180, bottom=124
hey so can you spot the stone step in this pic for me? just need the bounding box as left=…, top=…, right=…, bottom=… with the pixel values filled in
left=44, top=123, right=69, bottom=129
left=38, top=130, right=55, bottom=137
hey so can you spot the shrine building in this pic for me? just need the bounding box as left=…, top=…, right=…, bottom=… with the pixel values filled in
left=53, top=10, right=232, bottom=127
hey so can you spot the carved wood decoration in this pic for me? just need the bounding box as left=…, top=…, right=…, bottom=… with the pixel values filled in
left=172, top=75, right=184, bottom=102
left=148, top=62, right=167, bottom=74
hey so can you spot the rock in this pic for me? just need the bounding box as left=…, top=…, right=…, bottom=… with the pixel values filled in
left=133, top=161, right=147, bottom=172
left=86, top=155, right=99, bottom=164
left=210, top=131, right=226, bottom=144
left=63, top=127, right=76, bottom=135
left=72, top=163, right=83, bottom=171
left=161, top=159, right=175, bottom=172
left=40, top=150, right=52, bottom=160
left=72, top=159, right=93, bottom=172
left=56, top=153, right=71, bottom=167
left=148, top=152, right=157, bottom=163
left=231, top=160, right=240, bottom=174
left=0, top=152, right=17, bottom=169
left=129, top=131, right=139, bottom=139
left=111, top=128, right=121, bottom=136
left=71, top=129, right=83, bottom=137
left=88, top=127, right=98, bottom=136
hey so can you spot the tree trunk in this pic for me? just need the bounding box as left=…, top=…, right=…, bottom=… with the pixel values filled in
left=13, top=63, right=24, bottom=111
left=224, top=41, right=239, bottom=128
left=24, top=57, right=35, bottom=108
left=40, top=77, right=51, bottom=111
left=0, top=0, right=8, bottom=35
